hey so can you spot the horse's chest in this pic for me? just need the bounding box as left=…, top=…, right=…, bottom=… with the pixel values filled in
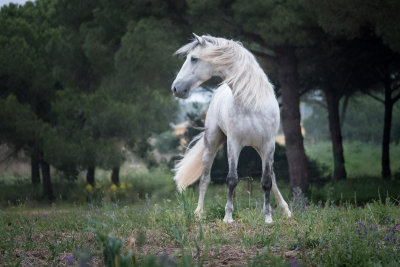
left=225, top=114, right=272, bottom=145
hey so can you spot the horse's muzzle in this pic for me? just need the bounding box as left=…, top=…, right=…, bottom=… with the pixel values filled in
left=171, top=80, right=190, bottom=99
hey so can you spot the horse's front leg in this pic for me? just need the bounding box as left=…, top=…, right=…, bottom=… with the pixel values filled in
left=223, top=139, right=241, bottom=223
left=194, top=146, right=215, bottom=218
left=261, top=161, right=274, bottom=224
left=195, top=128, right=224, bottom=219
left=260, top=142, right=277, bottom=224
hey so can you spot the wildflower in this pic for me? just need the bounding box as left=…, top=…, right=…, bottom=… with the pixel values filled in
left=85, top=184, right=93, bottom=192
left=66, top=255, right=75, bottom=264
left=290, top=187, right=308, bottom=212
left=110, top=184, right=117, bottom=192
left=127, top=183, right=133, bottom=188
left=120, top=182, right=126, bottom=190
left=290, top=258, right=300, bottom=267
left=95, top=183, right=101, bottom=189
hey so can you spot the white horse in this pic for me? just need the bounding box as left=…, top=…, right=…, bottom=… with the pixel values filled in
left=171, top=34, right=291, bottom=224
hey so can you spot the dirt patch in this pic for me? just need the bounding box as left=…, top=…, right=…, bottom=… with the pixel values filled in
left=2, top=231, right=101, bottom=267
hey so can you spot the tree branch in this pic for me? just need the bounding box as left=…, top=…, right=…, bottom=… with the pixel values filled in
left=365, top=92, right=384, bottom=104
left=374, top=66, right=387, bottom=83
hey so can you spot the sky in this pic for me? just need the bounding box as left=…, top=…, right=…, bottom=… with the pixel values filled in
left=1, top=0, right=31, bottom=7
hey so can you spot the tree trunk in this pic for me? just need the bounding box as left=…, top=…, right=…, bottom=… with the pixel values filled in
left=40, top=159, right=54, bottom=201
left=111, top=167, right=120, bottom=185
left=277, top=47, right=308, bottom=192
left=325, top=88, right=347, bottom=181
left=340, top=94, right=350, bottom=129
left=31, top=149, right=41, bottom=185
left=382, top=84, right=393, bottom=181
left=86, top=166, right=95, bottom=186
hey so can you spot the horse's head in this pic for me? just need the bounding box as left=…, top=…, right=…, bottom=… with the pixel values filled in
left=171, top=33, right=215, bottom=99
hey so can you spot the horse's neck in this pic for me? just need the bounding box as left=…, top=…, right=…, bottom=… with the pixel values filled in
left=222, top=52, right=274, bottom=109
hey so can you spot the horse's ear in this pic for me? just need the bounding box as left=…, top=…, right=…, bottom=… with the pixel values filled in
left=193, top=33, right=206, bottom=46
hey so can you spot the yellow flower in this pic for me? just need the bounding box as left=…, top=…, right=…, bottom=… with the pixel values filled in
left=95, top=183, right=101, bottom=189
left=127, top=183, right=133, bottom=188
left=120, top=182, right=126, bottom=190
left=110, top=184, right=117, bottom=192
left=85, top=184, right=93, bottom=192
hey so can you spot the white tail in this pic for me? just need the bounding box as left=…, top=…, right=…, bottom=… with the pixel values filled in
left=174, top=133, right=205, bottom=192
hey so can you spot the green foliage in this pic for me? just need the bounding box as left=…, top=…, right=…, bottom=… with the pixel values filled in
left=153, top=131, right=180, bottom=154
left=305, top=0, right=400, bottom=53
left=232, top=0, right=317, bottom=47
left=95, top=230, right=134, bottom=267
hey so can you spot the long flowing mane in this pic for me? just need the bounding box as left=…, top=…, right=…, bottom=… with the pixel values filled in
left=175, top=35, right=275, bottom=109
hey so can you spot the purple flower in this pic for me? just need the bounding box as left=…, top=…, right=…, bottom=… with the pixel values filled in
left=394, top=239, right=397, bottom=244
left=290, top=258, right=300, bottom=267
left=66, top=255, right=75, bottom=264
left=290, top=187, right=308, bottom=212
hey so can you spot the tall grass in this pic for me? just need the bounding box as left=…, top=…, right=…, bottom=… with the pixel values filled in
left=1, top=182, right=399, bottom=266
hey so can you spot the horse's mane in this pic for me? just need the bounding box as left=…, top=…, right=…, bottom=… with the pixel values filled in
left=175, top=35, right=275, bottom=109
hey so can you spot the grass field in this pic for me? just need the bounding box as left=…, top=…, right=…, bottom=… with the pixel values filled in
left=1, top=142, right=400, bottom=266
left=305, top=141, right=400, bottom=178
left=1, top=176, right=400, bottom=266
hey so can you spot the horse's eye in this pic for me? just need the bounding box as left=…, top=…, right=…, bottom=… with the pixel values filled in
left=191, top=57, right=198, bottom=62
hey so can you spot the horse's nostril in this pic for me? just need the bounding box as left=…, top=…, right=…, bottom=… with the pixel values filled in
left=184, top=89, right=188, bottom=93
left=173, top=87, right=177, bottom=93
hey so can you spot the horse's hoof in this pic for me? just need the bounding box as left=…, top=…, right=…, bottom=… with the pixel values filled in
left=194, top=207, right=203, bottom=219
left=265, top=216, right=273, bottom=224
left=223, top=216, right=234, bottom=223
left=286, top=210, right=292, bottom=218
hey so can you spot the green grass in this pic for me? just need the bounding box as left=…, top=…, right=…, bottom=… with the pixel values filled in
left=1, top=142, right=400, bottom=266
left=1, top=176, right=400, bottom=266
left=306, top=141, right=400, bottom=178
left=0, top=165, right=176, bottom=205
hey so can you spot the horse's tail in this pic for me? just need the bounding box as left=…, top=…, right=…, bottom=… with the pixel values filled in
left=174, top=132, right=205, bottom=192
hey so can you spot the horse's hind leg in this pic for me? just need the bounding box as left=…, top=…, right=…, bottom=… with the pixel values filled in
left=194, top=127, right=225, bottom=218
left=223, top=138, right=241, bottom=223
left=271, top=175, right=291, bottom=218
